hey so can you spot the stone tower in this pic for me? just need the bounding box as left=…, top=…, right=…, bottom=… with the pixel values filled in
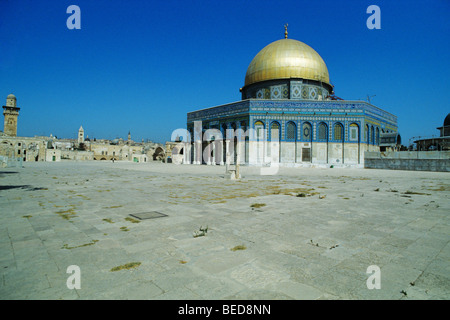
left=78, top=126, right=85, bottom=144
left=2, top=94, right=20, bottom=137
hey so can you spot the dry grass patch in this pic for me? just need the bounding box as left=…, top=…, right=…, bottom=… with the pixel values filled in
left=55, top=206, right=77, bottom=220
left=62, top=240, right=98, bottom=250
left=110, top=262, right=141, bottom=272
left=250, top=203, right=266, bottom=208
left=104, top=205, right=123, bottom=209
left=403, top=190, right=431, bottom=196
left=125, top=217, right=140, bottom=223
left=425, top=185, right=449, bottom=192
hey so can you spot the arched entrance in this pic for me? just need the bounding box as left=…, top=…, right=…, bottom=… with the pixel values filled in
left=153, top=147, right=165, bottom=161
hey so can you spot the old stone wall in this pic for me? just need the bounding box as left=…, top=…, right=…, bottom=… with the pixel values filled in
left=364, top=151, right=450, bottom=172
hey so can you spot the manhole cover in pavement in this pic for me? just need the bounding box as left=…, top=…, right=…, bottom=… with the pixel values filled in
left=129, top=211, right=168, bottom=220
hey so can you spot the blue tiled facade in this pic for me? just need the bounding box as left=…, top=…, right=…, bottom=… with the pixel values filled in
left=187, top=99, right=397, bottom=145
left=183, top=35, right=399, bottom=167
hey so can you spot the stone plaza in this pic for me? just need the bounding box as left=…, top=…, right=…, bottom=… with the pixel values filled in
left=0, top=161, right=448, bottom=299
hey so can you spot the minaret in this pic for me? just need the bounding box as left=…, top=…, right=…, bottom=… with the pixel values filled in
left=78, top=126, right=85, bottom=143
left=2, top=94, right=20, bottom=137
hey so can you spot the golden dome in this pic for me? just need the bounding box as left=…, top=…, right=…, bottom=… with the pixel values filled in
left=244, top=39, right=330, bottom=87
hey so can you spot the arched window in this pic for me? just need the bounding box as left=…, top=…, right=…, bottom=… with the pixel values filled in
left=334, top=123, right=344, bottom=141
left=376, top=127, right=380, bottom=145
left=286, top=122, right=296, bottom=140
left=302, top=122, right=312, bottom=141
left=318, top=122, right=328, bottom=140
left=254, top=121, right=264, bottom=140
left=240, top=121, right=247, bottom=132
left=365, top=124, right=370, bottom=144
left=270, top=122, right=280, bottom=141
left=371, top=126, right=375, bottom=145
left=349, top=123, right=359, bottom=141
left=221, top=123, right=230, bottom=140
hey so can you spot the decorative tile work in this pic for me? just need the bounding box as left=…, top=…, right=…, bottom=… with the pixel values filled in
left=282, top=85, right=289, bottom=99
left=256, top=88, right=264, bottom=99
left=317, top=88, right=323, bottom=99
left=301, top=86, right=309, bottom=99
left=309, top=87, right=317, bottom=100
left=290, top=83, right=302, bottom=99
left=271, top=85, right=283, bottom=99
left=187, top=100, right=397, bottom=142
left=290, top=81, right=302, bottom=100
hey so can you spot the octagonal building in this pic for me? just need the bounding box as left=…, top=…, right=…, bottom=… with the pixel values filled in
left=184, top=30, right=398, bottom=167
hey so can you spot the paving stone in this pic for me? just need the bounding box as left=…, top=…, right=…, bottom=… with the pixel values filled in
left=0, top=162, right=448, bottom=299
left=272, top=281, right=323, bottom=300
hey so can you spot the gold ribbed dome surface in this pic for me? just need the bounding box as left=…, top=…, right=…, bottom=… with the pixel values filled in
left=244, top=39, right=330, bottom=87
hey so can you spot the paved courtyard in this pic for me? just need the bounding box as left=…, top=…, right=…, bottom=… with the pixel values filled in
left=0, top=161, right=449, bottom=300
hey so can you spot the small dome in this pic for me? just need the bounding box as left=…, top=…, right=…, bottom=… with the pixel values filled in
left=7, top=94, right=16, bottom=99
left=444, top=113, right=450, bottom=127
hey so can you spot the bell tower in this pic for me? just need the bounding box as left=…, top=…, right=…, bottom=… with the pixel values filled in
left=78, top=126, right=85, bottom=143
left=3, top=94, right=20, bottom=137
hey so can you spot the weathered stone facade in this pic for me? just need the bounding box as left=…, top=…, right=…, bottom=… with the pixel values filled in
left=1, top=94, right=166, bottom=164
left=2, top=94, right=20, bottom=137
left=0, top=135, right=48, bottom=162
left=365, top=151, right=450, bottom=172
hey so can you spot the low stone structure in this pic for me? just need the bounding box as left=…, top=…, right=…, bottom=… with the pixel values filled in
left=61, top=150, right=94, bottom=161
left=364, top=151, right=450, bottom=172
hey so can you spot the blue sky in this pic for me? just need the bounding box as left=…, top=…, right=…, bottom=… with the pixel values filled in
left=1, top=0, right=449, bottom=145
